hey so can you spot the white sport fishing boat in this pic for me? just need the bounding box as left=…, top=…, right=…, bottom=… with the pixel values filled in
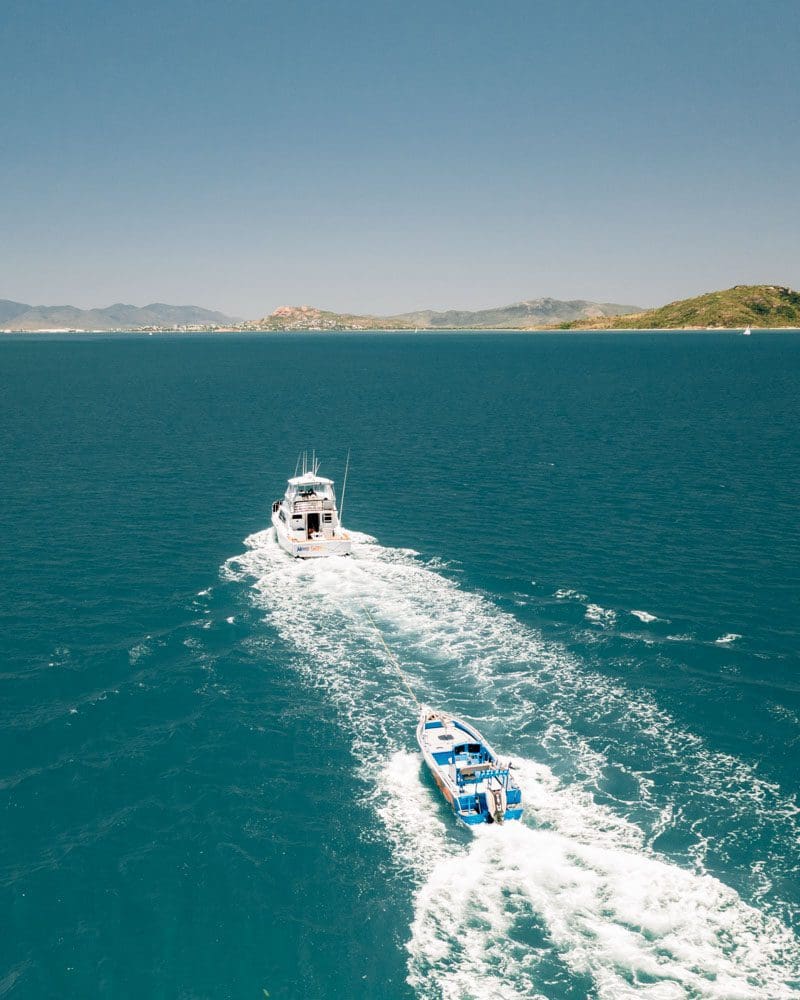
left=271, top=454, right=352, bottom=558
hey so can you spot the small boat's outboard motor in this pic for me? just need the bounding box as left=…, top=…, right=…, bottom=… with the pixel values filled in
left=485, top=787, right=507, bottom=824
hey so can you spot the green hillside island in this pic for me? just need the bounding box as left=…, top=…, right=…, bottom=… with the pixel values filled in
left=563, top=285, right=800, bottom=330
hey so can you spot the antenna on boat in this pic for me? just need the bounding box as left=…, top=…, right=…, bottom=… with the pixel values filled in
left=294, top=452, right=301, bottom=478
left=339, top=448, right=351, bottom=523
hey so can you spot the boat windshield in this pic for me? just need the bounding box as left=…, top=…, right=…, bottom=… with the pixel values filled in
left=291, top=482, right=331, bottom=497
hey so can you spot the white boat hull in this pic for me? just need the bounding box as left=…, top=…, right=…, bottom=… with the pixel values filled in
left=272, top=513, right=351, bottom=558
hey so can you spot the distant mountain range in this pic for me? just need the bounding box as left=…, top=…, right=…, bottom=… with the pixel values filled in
left=5, top=286, right=797, bottom=333
left=389, top=298, right=642, bottom=329
left=1, top=295, right=640, bottom=332
left=564, top=285, right=800, bottom=330
left=244, top=298, right=642, bottom=331
left=0, top=300, right=240, bottom=331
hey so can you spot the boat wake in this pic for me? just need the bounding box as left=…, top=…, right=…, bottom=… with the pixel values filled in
left=404, top=786, right=797, bottom=1000
left=222, top=530, right=800, bottom=998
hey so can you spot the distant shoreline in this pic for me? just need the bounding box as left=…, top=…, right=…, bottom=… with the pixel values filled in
left=4, top=285, right=798, bottom=333
left=3, top=326, right=800, bottom=336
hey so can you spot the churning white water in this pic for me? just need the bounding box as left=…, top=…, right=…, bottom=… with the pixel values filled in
left=223, top=530, right=800, bottom=998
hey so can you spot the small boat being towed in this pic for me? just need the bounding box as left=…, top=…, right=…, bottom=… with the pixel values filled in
left=417, top=707, right=523, bottom=826
left=271, top=457, right=351, bottom=558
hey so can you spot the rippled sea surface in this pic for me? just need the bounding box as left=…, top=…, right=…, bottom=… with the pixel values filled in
left=1, top=332, right=799, bottom=999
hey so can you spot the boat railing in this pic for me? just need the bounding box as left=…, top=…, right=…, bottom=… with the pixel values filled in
left=292, top=499, right=324, bottom=512
left=456, top=765, right=509, bottom=786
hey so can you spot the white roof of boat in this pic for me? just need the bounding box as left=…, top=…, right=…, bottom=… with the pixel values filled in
left=288, top=471, right=333, bottom=485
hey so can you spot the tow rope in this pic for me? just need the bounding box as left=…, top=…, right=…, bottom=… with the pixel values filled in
left=360, top=603, right=420, bottom=710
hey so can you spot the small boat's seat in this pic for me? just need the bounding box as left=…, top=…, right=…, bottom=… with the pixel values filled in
left=459, top=762, right=497, bottom=779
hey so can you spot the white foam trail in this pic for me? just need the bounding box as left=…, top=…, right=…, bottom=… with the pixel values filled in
left=222, top=531, right=799, bottom=875
left=554, top=588, right=588, bottom=601
left=223, top=530, right=800, bottom=995
left=384, top=753, right=796, bottom=999
left=407, top=807, right=799, bottom=999
left=585, top=603, right=618, bottom=628
left=371, top=756, right=799, bottom=999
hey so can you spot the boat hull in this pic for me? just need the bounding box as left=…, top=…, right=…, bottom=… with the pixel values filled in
left=272, top=514, right=352, bottom=558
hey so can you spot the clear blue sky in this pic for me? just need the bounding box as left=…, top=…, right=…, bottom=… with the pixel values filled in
left=2, top=0, right=798, bottom=317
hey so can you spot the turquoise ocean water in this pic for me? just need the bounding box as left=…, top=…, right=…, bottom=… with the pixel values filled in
left=1, top=332, right=799, bottom=999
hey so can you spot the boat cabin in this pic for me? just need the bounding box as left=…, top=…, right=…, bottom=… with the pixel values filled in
left=272, top=472, right=340, bottom=542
